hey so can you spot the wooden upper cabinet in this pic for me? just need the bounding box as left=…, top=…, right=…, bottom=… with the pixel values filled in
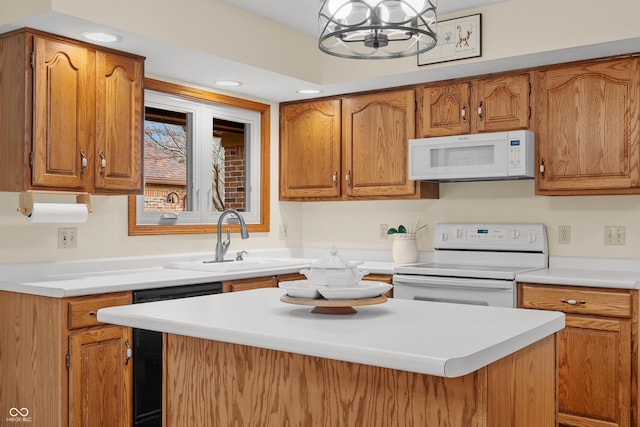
left=32, top=36, right=96, bottom=190
left=474, top=74, right=530, bottom=133
left=280, top=99, right=341, bottom=200
left=343, top=89, right=417, bottom=198
left=95, top=51, right=143, bottom=193
left=535, top=58, right=640, bottom=195
left=417, top=74, right=530, bottom=137
left=0, top=28, right=144, bottom=195
left=280, top=92, right=438, bottom=201
left=417, top=82, right=471, bottom=137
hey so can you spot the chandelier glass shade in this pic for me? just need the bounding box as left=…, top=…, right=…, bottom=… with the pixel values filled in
left=318, top=0, right=437, bottom=59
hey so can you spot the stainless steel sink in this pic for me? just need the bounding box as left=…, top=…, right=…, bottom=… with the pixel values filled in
left=165, top=258, right=309, bottom=273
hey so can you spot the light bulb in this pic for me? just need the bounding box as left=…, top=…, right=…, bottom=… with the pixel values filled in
left=327, top=0, right=352, bottom=19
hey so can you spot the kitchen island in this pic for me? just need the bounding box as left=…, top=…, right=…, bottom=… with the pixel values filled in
left=98, top=288, right=564, bottom=426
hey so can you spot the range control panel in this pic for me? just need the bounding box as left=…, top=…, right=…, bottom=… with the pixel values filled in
left=434, top=223, right=547, bottom=253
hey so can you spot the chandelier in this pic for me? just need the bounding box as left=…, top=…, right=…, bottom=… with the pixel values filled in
left=318, top=0, right=437, bottom=59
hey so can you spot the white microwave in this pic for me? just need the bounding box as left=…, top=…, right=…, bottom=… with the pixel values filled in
left=408, top=130, right=535, bottom=182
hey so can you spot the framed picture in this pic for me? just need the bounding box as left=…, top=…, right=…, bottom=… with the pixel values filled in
left=418, top=13, right=482, bottom=66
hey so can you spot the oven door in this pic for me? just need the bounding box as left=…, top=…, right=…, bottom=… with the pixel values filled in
left=392, top=274, right=516, bottom=307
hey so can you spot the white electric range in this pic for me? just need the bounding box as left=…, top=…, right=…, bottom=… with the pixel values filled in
left=393, top=223, right=548, bottom=307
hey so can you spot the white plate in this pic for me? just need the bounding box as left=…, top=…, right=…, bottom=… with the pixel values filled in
left=317, top=281, right=393, bottom=300
left=278, top=280, right=321, bottom=299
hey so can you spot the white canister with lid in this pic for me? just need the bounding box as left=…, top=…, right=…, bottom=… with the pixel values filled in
left=392, top=233, right=418, bottom=264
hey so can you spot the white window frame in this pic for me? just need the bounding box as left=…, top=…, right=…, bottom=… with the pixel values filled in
left=136, top=90, right=261, bottom=226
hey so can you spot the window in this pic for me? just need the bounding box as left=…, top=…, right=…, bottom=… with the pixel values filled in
left=128, top=79, right=270, bottom=235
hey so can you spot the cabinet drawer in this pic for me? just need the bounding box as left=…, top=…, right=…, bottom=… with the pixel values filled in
left=520, top=284, right=632, bottom=318
left=68, top=293, right=131, bottom=329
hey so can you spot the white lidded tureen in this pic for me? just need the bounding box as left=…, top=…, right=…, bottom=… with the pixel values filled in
left=300, top=246, right=369, bottom=287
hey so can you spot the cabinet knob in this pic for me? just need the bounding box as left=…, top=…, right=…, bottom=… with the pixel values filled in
left=477, top=102, right=483, bottom=121
left=125, top=339, right=132, bottom=365
left=461, top=105, right=467, bottom=122
left=332, top=171, right=338, bottom=186
left=345, top=170, right=352, bottom=187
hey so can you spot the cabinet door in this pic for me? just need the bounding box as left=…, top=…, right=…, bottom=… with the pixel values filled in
left=32, top=36, right=95, bottom=189
left=95, top=51, right=144, bottom=193
left=557, top=315, right=631, bottom=427
left=536, top=58, right=640, bottom=194
left=280, top=100, right=341, bottom=200
left=343, top=90, right=416, bottom=197
left=223, top=276, right=276, bottom=292
left=417, top=82, right=471, bottom=137
left=474, top=74, right=530, bottom=133
left=69, top=326, right=132, bottom=427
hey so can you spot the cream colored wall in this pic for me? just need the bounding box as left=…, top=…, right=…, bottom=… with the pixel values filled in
left=301, top=182, right=640, bottom=259
left=0, top=103, right=304, bottom=264
left=1, top=0, right=640, bottom=264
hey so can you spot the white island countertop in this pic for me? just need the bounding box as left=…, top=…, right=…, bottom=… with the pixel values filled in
left=98, top=288, right=564, bottom=378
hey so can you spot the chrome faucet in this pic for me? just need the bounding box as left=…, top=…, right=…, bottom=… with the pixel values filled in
left=214, top=209, right=249, bottom=262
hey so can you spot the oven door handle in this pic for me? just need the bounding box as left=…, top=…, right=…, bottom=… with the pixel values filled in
left=393, top=274, right=514, bottom=290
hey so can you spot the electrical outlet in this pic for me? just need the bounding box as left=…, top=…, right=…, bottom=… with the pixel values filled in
left=558, top=225, right=571, bottom=244
left=379, top=224, right=388, bottom=240
left=604, top=225, right=625, bottom=246
left=278, top=224, right=287, bottom=240
left=58, top=227, right=77, bottom=249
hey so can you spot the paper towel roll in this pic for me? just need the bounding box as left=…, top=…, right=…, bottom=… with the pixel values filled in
left=26, top=203, right=89, bottom=223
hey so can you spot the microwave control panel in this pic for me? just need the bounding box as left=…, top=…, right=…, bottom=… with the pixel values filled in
left=507, top=131, right=534, bottom=176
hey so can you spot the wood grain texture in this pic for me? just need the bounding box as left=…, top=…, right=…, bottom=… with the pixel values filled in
left=164, top=333, right=555, bottom=427
left=95, top=50, right=144, bottom=194
left=0, top=291, right=67, bottom=427
left=343, top=89, right=416, bottom=198
left=535, top=57, right=640, bottom=195
left=520, top=284, right=632, bottom=318
left=474, top=74, right=530, bottom=133
left=69, top=325, right=132, bottom=427
left=68, top=292, right=132, bottom=329
left=280, top=99, right=342, bottom=199
left=418, top=82, right=471, bottom=137
left=520, top=284, right=638, bottom=427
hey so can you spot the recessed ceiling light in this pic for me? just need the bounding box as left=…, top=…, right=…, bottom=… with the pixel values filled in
left=297, top=89, right=323, bottom=94
left=215, top=80, right=243, bottom=87
left=80, top=31, right=122, bottom=43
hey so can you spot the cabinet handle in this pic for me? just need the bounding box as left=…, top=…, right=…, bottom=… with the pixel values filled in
left=80, top=150, right=87, bottom=175
left=539, top=158, right=545, bottom=177
left=124, top=339, right=132, bottom=365
left=345, top=170, right=352, bottom=187
left=88, top=311, right=96, bottom=316
left=477, top=102, right=483, bottom=121
left=99, top=151, right=106, bottom=175
left=561, top=299, right=586, bottom=305
left=461, top=105, right=467, bottom=122
left=332, top=171, right=338, bottom=186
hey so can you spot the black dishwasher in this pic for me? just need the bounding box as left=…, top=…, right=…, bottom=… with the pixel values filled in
left=132, top=282, right=223, bottom=427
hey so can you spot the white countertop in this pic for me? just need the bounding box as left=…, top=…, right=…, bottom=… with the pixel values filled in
left=0, top=250, right=396, bottom=298
left=516, top=256, right=640, bottom=289
left=97, top=288, right=564, bottom=378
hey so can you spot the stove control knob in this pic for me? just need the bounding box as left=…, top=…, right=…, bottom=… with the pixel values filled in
left=455, top=228, right=463, bottom=238
left=439, top=232, right=448, bottom=241
left=511, top=230, right=521, bottom=239
left=527, top=233, right=537, bottom=243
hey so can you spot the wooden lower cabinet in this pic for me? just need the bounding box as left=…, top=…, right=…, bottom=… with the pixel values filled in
left=519, top=283, right=637, bottom=427
left=0, top=290, right=132, bottom=427
left=223, top=272, right=307, bottom=292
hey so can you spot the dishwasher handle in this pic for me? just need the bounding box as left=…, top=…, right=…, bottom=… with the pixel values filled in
left=393, top=274, right=514, bottom=290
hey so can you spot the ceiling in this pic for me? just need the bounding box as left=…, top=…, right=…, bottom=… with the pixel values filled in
left=222, top=0, right=504, bottom=37
left=1, top=2, right=637, bottom=103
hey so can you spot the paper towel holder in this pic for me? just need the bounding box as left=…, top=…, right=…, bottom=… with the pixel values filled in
left=17, top=190, right=93, bottom=217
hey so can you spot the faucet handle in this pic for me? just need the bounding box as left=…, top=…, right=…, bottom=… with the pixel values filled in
left=236, top=250, right=248, bottom=261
